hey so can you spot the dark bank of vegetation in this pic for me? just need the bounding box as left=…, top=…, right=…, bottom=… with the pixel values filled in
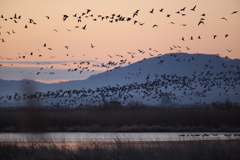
left=0, top=99, right=240, bottom=132
left=0, top=139, right=240, bottom=160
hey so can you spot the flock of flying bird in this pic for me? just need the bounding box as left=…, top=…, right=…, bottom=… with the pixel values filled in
left=0, top=5, right=239, bottom=107
left=179, top=133, right=240, bottom=137
left=1, top=52, right=239, bottom=107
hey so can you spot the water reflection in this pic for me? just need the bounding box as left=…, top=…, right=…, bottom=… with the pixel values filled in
left=0, top=132, right=239, bottom=142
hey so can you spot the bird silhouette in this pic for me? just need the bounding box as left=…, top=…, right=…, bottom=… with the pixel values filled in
left=86, top=9, right=91, bottom=14
left=220, top=17, right=227, bottom=21
left=82, top=25, right=87, bottom=30
left=190, top=5, right=197, bottom=11
left=133, top=10, right=140, bottom=17
left=91, top=44, right=95, bottom=48
left=198, top=21, right=204, bottom=26
left=180, top=7, right=186, bottom=11
left=213, top=35, right=217, bottom=39
left=150, top=8, right=154, bottom=14
left=231, top=11, right=238, bottom=14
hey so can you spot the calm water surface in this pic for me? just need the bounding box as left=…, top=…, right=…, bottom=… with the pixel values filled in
left=0, top=132, right=239, bottom=142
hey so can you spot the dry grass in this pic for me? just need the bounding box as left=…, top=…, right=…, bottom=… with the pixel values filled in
left=0, top=139, right=240, bottom=160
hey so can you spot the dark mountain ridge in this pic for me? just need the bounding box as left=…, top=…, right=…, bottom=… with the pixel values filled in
left=0, top=53, right=239, bottom=107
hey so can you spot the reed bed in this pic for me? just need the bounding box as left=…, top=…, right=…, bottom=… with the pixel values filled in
left=0, top=139, right=239, bottom=160
left=0, top=105, right=240, bottom=132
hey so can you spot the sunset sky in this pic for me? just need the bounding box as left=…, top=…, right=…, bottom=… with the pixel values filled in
left=0, top=0, right=239, bottom=83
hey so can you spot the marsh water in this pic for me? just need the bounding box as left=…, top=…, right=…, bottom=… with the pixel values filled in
left=0, top=132, right=239, bottom=142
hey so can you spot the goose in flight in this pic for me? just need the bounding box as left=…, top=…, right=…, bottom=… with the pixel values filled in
left=220, top=17, right=227, bottom=21
left=198, top=20, right=204, bottom=26
left=150, top=8, right=154, bottom=14
left=86, top=9, right=91, bottom=14
left=180, top=7, right=186, bottom=11
left=82, top=25, right=87, bottom=30
left=231, top=11, right=238, bottom=14
left=190, top=5, right=196, bottom=11
left=133, top=10, right=140, bottom=17
left=63, top=14, right=68, bottom=21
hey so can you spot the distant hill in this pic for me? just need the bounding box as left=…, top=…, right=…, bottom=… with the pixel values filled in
left=0, top=53, right=240, bottom=107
